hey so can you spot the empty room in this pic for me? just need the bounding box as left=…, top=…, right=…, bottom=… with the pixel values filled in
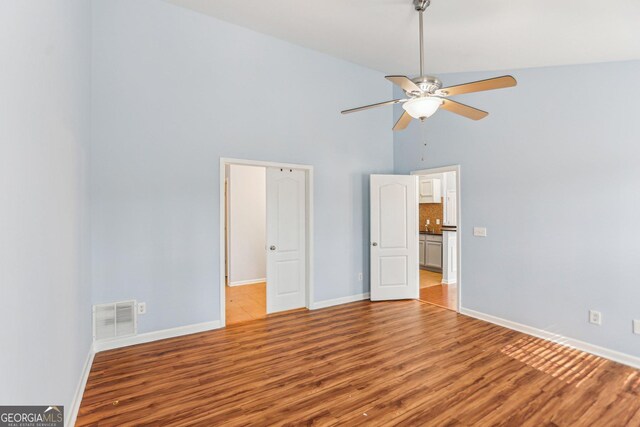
left=2, top=0, right=640, bottom=425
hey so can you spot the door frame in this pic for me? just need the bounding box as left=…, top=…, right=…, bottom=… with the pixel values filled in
left=219, top=157, right=314, bottom=327
left=411, top=165, right=462, bottom=312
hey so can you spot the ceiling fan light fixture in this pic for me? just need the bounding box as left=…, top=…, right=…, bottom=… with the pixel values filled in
left=402, top=97, right=443, bottom=119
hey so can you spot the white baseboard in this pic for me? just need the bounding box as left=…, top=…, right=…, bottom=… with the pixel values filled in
left=441, top=279, right=457, bottom=285
left=93, top=320, right=222, bottom=353
left=66, top=346, right=94, bottom=427
left=310, top=293, right=370, bottom=310
left=228, top=278, right=266, bottom=287
left=460, top=307, right=640, bottom=370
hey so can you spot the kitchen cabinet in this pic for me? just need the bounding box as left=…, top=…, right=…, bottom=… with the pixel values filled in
left=426, top=241, right=442, bottom=270
left=420, top=234, right=442, bottom=272
left=419, top=178, right=441, bottom=203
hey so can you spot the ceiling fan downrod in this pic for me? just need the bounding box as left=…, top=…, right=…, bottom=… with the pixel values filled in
left=414, top=0, right=430, bottom=78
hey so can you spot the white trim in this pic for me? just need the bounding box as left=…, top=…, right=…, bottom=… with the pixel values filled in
left=221, top=157, right=315, bottom=171
left=460, top=308, right=640, bottom=370
left=220, top=158, right=314, bottom=327
left=224, top=176, right=230, bottom=286
left=93, top=320, right=222, bottom=353
left=66, top=347, right=94, bottom=427
left=412, top=165, right=462, bottom=312
left=306, top=166, right=315, bottom=312
left=310, top=293, right=370, bottom=310
left=228, top=278, right=266, bottom=287
left=441, top=279, right=457, bottom=285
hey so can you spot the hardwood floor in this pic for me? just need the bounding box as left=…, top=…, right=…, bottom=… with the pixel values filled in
left=76, top=300, right=640, bottom=426
left=419, top=269, right=442, bottom=288
left=226, top=282, right=266, bottom=324
left=420, top=284, right=457, bottom=311
left=419, top=269, right=457, bottom=311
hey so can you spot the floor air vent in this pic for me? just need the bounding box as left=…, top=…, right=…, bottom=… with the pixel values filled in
left=93, top=300, right=137, bottom=341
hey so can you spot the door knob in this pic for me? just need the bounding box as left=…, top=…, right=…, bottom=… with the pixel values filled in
left=270, top=245, right=276, bottom=251
left=372, top=242, right=378, bottom=246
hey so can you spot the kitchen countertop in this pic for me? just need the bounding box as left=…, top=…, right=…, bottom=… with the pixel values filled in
left=419, top=231, right=443, bottom=236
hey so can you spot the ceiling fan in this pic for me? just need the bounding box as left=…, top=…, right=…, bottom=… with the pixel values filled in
left=341, top=0, right=517, bottom=131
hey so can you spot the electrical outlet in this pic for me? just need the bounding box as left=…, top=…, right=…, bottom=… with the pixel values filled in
left=138, top=302, right=147, bottom=315
left=473, top=227, right=487, bottom=237
left=589, top=310, right=601, bottom=326
left=633, top=320, right=640, bottom=335
left=358, top=272, right=363, bottom=281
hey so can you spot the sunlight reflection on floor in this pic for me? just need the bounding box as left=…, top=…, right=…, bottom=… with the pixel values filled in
left=500, top=336, right=607, bottom=386
left=623, top=371, right=640, bottom=395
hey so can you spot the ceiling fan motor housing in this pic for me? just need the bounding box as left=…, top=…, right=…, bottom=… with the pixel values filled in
left=414, top=0, right=430, bottom=12
left=409, top=76, right=442, bottom=97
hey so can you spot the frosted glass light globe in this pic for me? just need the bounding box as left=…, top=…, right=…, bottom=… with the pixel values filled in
left=402, top=97, right=443, bottom=119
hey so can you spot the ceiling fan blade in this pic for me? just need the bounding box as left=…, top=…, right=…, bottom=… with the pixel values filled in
left=439, top=75, right=517, bottom=96
left=341, top=99, right=405, bottom=115
left=393, top=111, right=413, bottom=131
left=386, top=75, right=421, bottom=93
left=441, top=99, right=488, bottom=121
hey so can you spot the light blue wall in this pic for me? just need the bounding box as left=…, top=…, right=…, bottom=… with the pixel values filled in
left=90, top=0, right=393, bottom=333
left=0, top=0, right=91, bottom=413
left=394, top=60, right=640, bottom=357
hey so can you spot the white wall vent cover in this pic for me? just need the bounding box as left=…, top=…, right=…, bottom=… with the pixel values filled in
left=93, top=300, right=137, bottom=341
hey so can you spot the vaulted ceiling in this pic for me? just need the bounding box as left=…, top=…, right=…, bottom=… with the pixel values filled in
left=167, top=0, right=640, bottom=75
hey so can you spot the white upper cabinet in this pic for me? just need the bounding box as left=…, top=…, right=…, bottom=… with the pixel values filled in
left=419, top=178, right=441, bottom=203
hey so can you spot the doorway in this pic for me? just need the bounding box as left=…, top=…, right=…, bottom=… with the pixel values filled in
left=219, top=158, right=314, bottom=327
left=225, top=164, right=267, bottom=324
left=368, top=166, right=461, bottom=312
left=412, top=166, right=460, bottom=312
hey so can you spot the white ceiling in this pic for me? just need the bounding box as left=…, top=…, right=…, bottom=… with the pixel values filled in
left=167, top=0, right=640, bottom=75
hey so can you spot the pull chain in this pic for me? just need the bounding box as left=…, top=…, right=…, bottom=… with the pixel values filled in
left=419, top=120, right=428, bottom=162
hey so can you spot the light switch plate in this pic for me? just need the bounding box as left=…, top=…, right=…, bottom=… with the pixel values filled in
left=633, top=319, right=640, bottom=335
left=473, top=227, right=487, bottom=237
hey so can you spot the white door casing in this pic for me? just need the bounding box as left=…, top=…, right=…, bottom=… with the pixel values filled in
left=266, top=167, right=306, bottom=313
left=370, top=174, right=419, bottom=301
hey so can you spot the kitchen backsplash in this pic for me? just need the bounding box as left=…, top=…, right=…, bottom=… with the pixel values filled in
left=419, top=200, right=443, bottom=233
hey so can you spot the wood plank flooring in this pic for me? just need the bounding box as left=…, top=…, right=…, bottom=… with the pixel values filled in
left=226, top=282, right=266, bottom=324
left=76, top=301, right=640, bottom=426
left=419, top=270, right=457, bottom=311
left=419, top=269, right=443, bottom=288
left=420, top=284, right=457, bottom=311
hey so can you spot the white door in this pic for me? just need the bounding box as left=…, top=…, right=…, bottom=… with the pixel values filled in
left=266, top=167, right=306, bottom=313
left=370, top=174, right=419, bottom=301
